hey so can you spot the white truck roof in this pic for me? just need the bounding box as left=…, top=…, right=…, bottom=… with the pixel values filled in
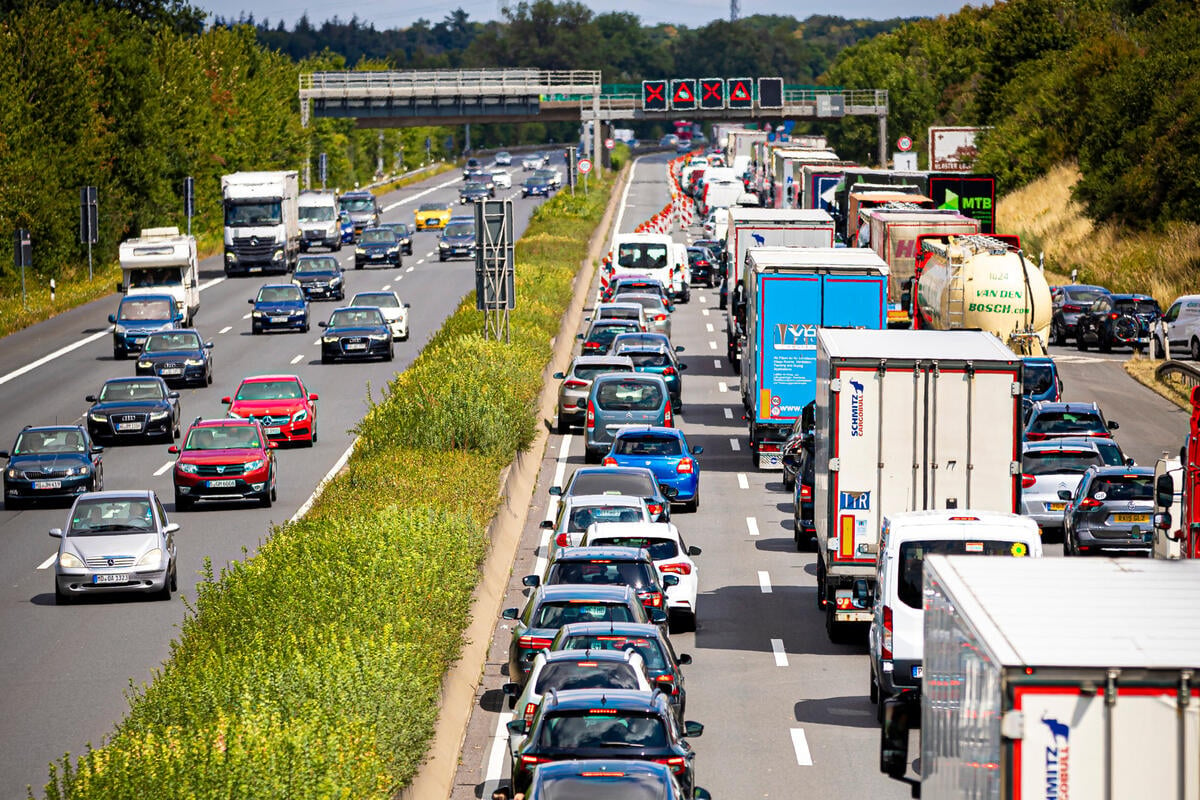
left=926, top=555, right=1200, bottom=668
left=817, top=329, right=1016, bottom=362
left=727, top=208, right=834, bottom=225
left=118, top=228, right=194, bottom=268
left=746, top=247, right=888, bottom=274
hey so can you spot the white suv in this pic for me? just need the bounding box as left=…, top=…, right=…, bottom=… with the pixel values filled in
left=1153, top=294, right=1200, bottom=359
left=582, top=520, right=700, bottom=631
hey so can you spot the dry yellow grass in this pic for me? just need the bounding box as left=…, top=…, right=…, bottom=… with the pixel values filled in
left=1123, top=353, right=1191, bottom=411
left=997, top=163, right=1200, bottom=306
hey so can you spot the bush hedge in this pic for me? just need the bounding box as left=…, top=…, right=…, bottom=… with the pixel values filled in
left=39, top=172, right=616, bottom=800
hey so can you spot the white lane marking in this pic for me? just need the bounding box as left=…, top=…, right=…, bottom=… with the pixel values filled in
left=746, top=516, right=759, bottom=536
left=772, top=638, right=789, bottom=667
left=37, top=554, right=56, bottom=570
left=381, top=175, right=460, bottom=212
left=197, top=276, right=226, bottom=292
left=290, top=439, right=357, bottom=523
left=729, top=438, right=740, bottom=452
left=705, top=323, right=714, bottom=332
left=612, top=155, right=641, bottom=236
left=708, top=341, right=717, bottom=350
left=791, top=728, right=814, bottom=766
left=407, top=266, right=415, bottom=272
left=480, top=710, right=515, bottom=800
left=701, top=308, right=710, bottom=316
left=382, top=284, right=391, bottom=291
left=534, top=434, right=573, bottom=577
left=698, top=295, right=707, bottom=303
left=723, top=408, right=733, bottom=419
left=153, top=461, right=174, bottom=477
left=718, top=382, right=728, bottom=393
left=713, top=359, right=721, bottom=369
left=242, top=313, right=251, bottom=320
left=290, top=354, right=304, bottom=365
left=425, top=251, right=435, bottom=258
left=312, top=338, right=321, bottom=347
left=219, top=326, right=232, bottom=334
left=737, top=473, right=749, bottom=490
left=758, top=571, right=772, bottom=593
left=416, top=259, right=424, bottom=265
left=0, top=329, right=110, bottom=387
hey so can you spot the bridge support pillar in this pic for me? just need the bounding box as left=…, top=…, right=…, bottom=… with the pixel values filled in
left=592, top=94, right=601, bottom=164
left=877, top=111, right=888, bottom=168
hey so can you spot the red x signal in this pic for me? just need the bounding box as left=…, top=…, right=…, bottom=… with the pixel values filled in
left=700, top=78, right=724, bottom=109
left=642, top=80, right=667, bottom=111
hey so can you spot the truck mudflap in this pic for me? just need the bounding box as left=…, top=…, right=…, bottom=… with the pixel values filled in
left=757, top=443, right=783, bottom=470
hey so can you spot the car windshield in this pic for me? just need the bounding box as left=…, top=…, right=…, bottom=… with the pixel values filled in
left=617, top=243, right=669, bottom=270
left=296, top=260, right=338, bottom=277
left=225, top=200, right=282, bottom=226
left=184, top=426, right=262, bottom=450
left=1023, top=363, right=1056, bottom=395
left=383, top=224, right=410, bottom=237
left=353, top=293, right=400, bottom=308
left=13, top=429, right=86, bottom=454
left=1030, top=411, right=1105, bottom=435
left=360, top=229, right=395, bottom=244
left=299, top=205, right=334, bottom=222
left=68, top=498, right=154, bottom=535
left=1022, top=450, right=1102, bottom=475
left=1088, top=475, right=1153, bottom=501
left=533, top=601, right=636, bottom=628
left=118, top=298, right=172, bottom=321
left=569, top=473, right=655, bottom=497
left=463, top=182, right=486, bottom=192
left=589, top=537, right=679, bottom=561
left=235, top=380, right=302, bottom=401
left=561, top=634, right=667, bottom=670
left=418, top=203, right=447, bottom=212
left=898, top=539, right=1025, bottom=609
left=99, top=380, right=164, bottom=402
left=144, top=332, right=201, bottom=352
left=568, top=505, right=644, bottom=532
left=688, top=250, right=710, bottom=264
left=534, top=661, right=641, bottom=694
left=1066, top=288, right=1108, bottom=304
left=539, top=711, right=667, bottom=749
left=258, top=286, right=304, bottom=303
left=590, top=325, right=640, bottom=345
left=614, top=435, right=682, bottom=457
left=338, top=196, right=375, bottom=213
left=328, top=309, right=384, bottom=327
left=595, top=380, right=664, bottom=411
left=627, top=352, right=671, bottom=368
left=444, top=222, right=474, bottom=237
left=548, top=560, right=656, bottom=589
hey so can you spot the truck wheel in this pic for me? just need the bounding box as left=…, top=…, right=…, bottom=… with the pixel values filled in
left=815, top=557, right=827, bottom=611
left=825, top=602, right=847, bottom=644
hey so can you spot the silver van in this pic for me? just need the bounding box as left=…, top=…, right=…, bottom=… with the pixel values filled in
left=584, top=373, right=673, bottom=462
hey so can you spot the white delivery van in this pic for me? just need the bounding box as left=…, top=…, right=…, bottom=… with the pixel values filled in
left=866, top=510, right=1041, bottom=718
left=671, top=242, right=690, bottom=303
left=700, top=167, right=743, bottom=217
left=298, top=190, right=342, bottom=252
left=608, top=233, right=675, bottom=293
left=117, top=227, right=200, bottom=325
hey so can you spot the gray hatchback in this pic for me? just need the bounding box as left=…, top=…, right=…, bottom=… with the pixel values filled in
left=584, top=373, right=673, bottom=462
left=553, top=355, right=634, bottom=434
left=1062, top=466, right=1154, bottom=556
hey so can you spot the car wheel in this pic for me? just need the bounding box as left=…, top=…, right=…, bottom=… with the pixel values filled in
left=584, top=448, right=600, bottom=465
left=252, top=325, right=261, bottom=335
left=554, top=414, right=567, bottom=435
left=1155, top=336, right=1166, bottom=359
left=1063, top=530, right=1074, bottom=556
left=311, top=420, right=318, bottom=445
left=355, top=262, right=362, bottom=270
left=174, top=491, right=191, bottom=512
left=206, top=369, right=213, bottom=386
left=684, top=494, right=699, bottom=513
left=156, top=574, right=172, bottom=601
left=5, top=497, right=23, bottom=511
left=54, top=586, right=73, bottom=605
left=1191, top=338, right=1200, bottom=361
left=113, top=349, right=124, bottom=360
left=170, top=563, right=178, bottom=592
left=321, top=354, right=332, bottom=365
left=302, top=323, right=310, bottom=334
left=260, top=487, right=273, bottom=508
left=1053, top=321, right=1066, bottom=347
left=439, top=255, right=446, bottom=262
left=385, top=345, right=394, bottom=362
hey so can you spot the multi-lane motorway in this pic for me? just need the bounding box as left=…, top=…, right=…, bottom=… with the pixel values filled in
left=0, top=167, right=554, bottom=798
left=448, top=153, right=1189, bottom=799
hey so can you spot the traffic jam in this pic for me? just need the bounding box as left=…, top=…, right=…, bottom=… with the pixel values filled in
left=462, top=126, right=1200, bottom=800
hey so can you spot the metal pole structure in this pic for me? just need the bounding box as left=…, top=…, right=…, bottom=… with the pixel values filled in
left=592, top=93, right=601, bottom=165
left=878, top=107, right=889, bottom=168
left=465, top=123, right=471, bottom=154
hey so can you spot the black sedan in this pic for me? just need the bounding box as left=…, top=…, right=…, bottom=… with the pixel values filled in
left=1, top=426, right=104, bottom=509
left=458, top=181, right=492, bottom=204
left=354, top=227, right=402, bottom=270
left=135, top=329, right=214, bottom=387
left=294, top=256, right=346, bottom=301
left=522, top=174, right=553, bottom=198
left=86, top=377, right=180, bottom=443
left=1075, top=293, right=1162, bottom=352
left=687, top=246, right=718, bottom=288
left=319, top=307, right=394, bottom=363
left=379, top=221, right=414, bottom=256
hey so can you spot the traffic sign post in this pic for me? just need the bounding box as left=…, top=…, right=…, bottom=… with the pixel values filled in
left=728, top=77, right=753, bottom=110
left=79, top=185, right=98, bottom=281
left=13, top=229, right=30, bottom=309
left=475, top=200, right=515, bottom=342
left=670, top=79, right=697, bottom=111
left=758, top=77, right=783, bottom=109
left=700, top=78, right=725, bottom=110
left=578, top=157, right=592, bottom=194
left=642, top=80, right=667, bottom=111
left=318, top=151, right=328, bottom=188
left=897, top=135, right=913, bottom=152
left=183, top=176, right=194, bottom=237
left=566, top=145, right=577, bottom=195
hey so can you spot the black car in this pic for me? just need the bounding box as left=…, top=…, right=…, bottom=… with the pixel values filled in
left=578, top=319, right=644, bottom=356
left=1050, top=284, right=1112, bottom=345
left=1063, top=466, right=1155, bottom=556
left=135, top=329, right=214, bottom=387
left=458, top=181, right=492, bottom=204
left=319, top=306, right=393, bottom=363
left=437, top=218, right=476, bottom=262
left=507, top=689, right=702, bottom=796
left=1, top=426, right=103, bottom=508
left=1074, top=293, right=1162, bottom=352
left=461, top=157, right=482, bottom=179
left=354, top=227, right=402, bottom=269
left=379, top=221, right=413, bottom=256
left=293, top=256, right=346, bottom=301
left=686, top=246, right=718, bottom=288
left=524, top=759, right=701, bottom=800
left=86, top=377, right=180, bottom=443
left=522, top=174, right=553, bottom=198
left=525, top=546, right=677, bottom=618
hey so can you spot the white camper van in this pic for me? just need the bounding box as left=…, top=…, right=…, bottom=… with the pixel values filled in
left=117, top=227, right=200, bottom=324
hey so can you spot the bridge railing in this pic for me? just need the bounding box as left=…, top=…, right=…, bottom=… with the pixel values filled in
left=300, top=69, right=602, bottom=96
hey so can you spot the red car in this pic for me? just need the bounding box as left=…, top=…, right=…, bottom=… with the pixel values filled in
left=222, top=374, right=318, bottom=446
left=168, top=418, right=277, bottom=510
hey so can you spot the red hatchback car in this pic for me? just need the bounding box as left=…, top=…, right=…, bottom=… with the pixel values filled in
left=222, top=374, right=318, bottom=446
left=169, top=418, right=277, bottom=510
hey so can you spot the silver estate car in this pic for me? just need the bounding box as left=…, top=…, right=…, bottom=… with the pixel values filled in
left=593, top=302, right=648, bottom=330
left=1020, top=438, right=1128, bottom=535
left=51, top=490, right=178, bottom=603
left=1063, top=466, right=1155, bottom=555
left=584, top=373, right=673, bottom=462
left=553, top=355, right=634, bottom=434
left=616, top=292, right=673, bottom=339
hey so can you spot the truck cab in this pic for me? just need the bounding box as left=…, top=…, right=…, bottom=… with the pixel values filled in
left=117, top=228, right=199, bottom=325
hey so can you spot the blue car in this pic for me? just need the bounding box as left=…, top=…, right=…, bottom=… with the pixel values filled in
left=0, top=425, right=104, bottom=509
left=135, top=329, right=214, bottom=387
left=1021, top=356, right=1062, bottom=420
left=603, top=426, right=702, bottom=512
left=108, top=294, right=184, bottom=359
left=249, top=283, right=309, bottom=334
left=438, top=217, right=476, bottom=262
left=521, top=174, right=553, bottom=198
left=338, top=210, right=355, bottom=244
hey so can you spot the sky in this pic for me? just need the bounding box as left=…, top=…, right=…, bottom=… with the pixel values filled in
left=199, top=0, right=984, bottom=30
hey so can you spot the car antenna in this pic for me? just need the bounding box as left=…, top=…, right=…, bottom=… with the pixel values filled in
left=600, top=692, right=607, bottom=706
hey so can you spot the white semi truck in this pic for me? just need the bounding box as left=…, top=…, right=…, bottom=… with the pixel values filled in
left=882, top=555, right=1200, bottom=799
left=117, top=227, right=199, bottom=325
left=221, top=170, right=300, bottom=276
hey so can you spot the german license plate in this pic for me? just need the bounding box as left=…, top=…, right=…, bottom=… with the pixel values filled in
left=371, top=253, right=383, bottom=259
left=264, top=426, right=281, bottom=435
left=160, top=368, right=182, bottom=376
left=33, top=480, right=62, bottom=490
left=117, top=422, right=141, bottom=431
left=912, top=665, right=923, bottom=679
left=346, top=343, right=367, bottom=351
left=207, top=479, right=236, bottom=488
left=93, top=573, right=127, bottom=584
left=270, top=316, right=287, bottom=323
left=1114, top=513, right=1150, bottom=523
left=249, top=266, right=263, bottom=273
left=1048, top=503, right=1066, bottom=512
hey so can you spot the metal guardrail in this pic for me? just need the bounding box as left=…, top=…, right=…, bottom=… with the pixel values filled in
left=300, top=69, right=602, bottom=97
left=1155, top=360, right=1200, bottom=395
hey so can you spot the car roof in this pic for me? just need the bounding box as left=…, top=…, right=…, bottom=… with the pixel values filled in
left=616, top=344, right=672, bottom=355
left=297, top=255, right=338, bottom=264
left=553, top=546, right=653, bottom=562
left=536, top=584, right=640, bottom=602
left=1088, top=465, right=1154, bottom=476
left=586, top=522, right=681, bottom=541
left=73, top=489, right=156, bottom=501
left=1021, top=356, right=1055, bottom=365
left=1022, top=437, right=1105, bottom=453
left=102, top=376, right=166, bottom=385
left=339, top=190, right=372, bottom=197
left=238, top=374, right=302, bottom=384
left=570, top=466, right=656, bottom=480
left=598, top=302, right=643, bottom=310
left=541, top=648, right=639, bottom=664
left=190, top=417, right=261, bottom=429
left=559, top=621, right=663, bottom=638
left=1060, top=284, right=1110, bottom=292
left=21, top=424, right=87, bottom=433
left=544, top=688, right=663, bottom=712
left=613, top=425, right=683, bottom=439
left=1030, top=401, right=1101, bottom=413
left=564, top=494, right=647, bottom=507
left=121, top=293, right=175, bottom=302
left=572, top=355, right=636, bottom=367
left=1111, top=293, right=1155, bottom=302
left=592, top=372, right=668, bottom=387
left=535, top=759, right=674, bottom=783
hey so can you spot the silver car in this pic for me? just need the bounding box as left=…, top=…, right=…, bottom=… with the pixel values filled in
left=617, top=292, right=673, bottom=339
left=592, top=302, right=648, bottom=330
left=1020, top=438, right=1128, bottom=534
left=1063, top=466, right=1155, bottom=555
left=584, top=373, right=673, bottom=462
left=541, top=492, right=652, bottom=554
left=552, top=355, right=634, bottom=433
left=51, top=490, right=178, bottom=603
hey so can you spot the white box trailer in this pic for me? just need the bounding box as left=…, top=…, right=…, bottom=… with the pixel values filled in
left=882, top=555, right=1200, bottom=799
left=813, top=329, right=1022, bottom=641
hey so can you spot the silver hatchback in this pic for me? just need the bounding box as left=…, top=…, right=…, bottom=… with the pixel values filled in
left=553, top=355, right=634, bottom=434
left=615, top=292, right=673, bottom=339
left=584, top=373, right=673, bottom=462
left=1020, top=438, right=1128, bottom=534
left=51, top=490, right=178, bottom=603
left=1063, top=466, right=1155, bottom=555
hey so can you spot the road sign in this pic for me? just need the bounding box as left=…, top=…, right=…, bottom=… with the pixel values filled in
left=642, top=80, right=667, bottom=111
left=670, top=79, right=696, bottom=111
left=700, top=78, right=725, bottom=110
left=577, top=158, right=593, bottom=174
left=604, top=138, right=614, bottom=150
left=758, top=77, right=783, bottom=109
left=79, top=186, right=98, bottom=245
left=728, top=78, right=753, bottom=110
left=897, top=135, right=913, bottom=152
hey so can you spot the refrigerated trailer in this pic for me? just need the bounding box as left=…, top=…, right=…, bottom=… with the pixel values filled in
left=882, top=555, right=1200, bottom=799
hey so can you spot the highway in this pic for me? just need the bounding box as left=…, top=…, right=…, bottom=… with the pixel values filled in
left=0, top=165, right=553, bottom=799
left=449, top=152, right=1190, bottom=799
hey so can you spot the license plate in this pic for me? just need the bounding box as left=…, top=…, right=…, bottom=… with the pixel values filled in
left=249, top=266, right=263, bottom=273
left=346, top=343, right=367, bottom=351
left=93, top=573, right=128, bottom=584
left=835, top=610, right=873, bottom=623
left=1047, top=503, right=1066, bottom=512
left=371, top=253, right=383, bottom=258
left=160, top=368, right=182, bottom=376
left=117, top=422, right=141, bottom=431
left=264, top=426, right=281, bottom=435
left=33, top=480, right=62, bottom=490
left=207, top=479, right=236, bottom=488
left=270, top=316, right=288, bottom=323
left=1114, top=513, right=1150, bottom=523
left=758, top=452, right=782, bottom=470
left=912, top=665, right=923, bottom=679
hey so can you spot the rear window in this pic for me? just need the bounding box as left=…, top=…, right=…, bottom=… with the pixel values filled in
left=613, top=435, right=681, bottom=457
left=538, top=773, right=663, bottom=799
left=1029, top=411, right=1106, bottom=436
left=567, top=505, right=644, bottom=532
left=1094, top=440, right=1127, bottom=467
left=898, top=539, right=1026, bottom=609
left=617, top=243, right=669, bottom=270
left=627, top=352, right=670, bottom=368
left=539, top=711, right=667, bottom=748
left=1022, top=450, right=1102, bottom=475
left=1023, top=363, right=1055, bottom=395
left=1115, top=299, right=1161, bottom=316
left=572, top=364, right=633, bottom=382
left=622, top=295, right=668, bottom=311
left=1065, top=288, right=1108, bottom=304
left=589, top=537, right=679, bottom=560
left=532, top=602, right=636, bottom=629
left=534, top=661, right=641, bottom=694
left=599, top=307, right=641, bottom=320
left=568, top=473, right=654, bottom=497
left=1088, top=475, right=1152, bottom=501
left=595, top=380, right=664, bottom=411
left=589, top=325, right=637, bottom=345
left=546, top=560, right=657, bottom=590
left=562, top=634, right=667, bottom=670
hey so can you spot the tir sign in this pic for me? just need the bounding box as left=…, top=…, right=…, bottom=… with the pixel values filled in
left=642, top=80, right=668, bottom=111
left=728, top=78, right=753, bottom=110
left=671, top=79, right=697, bottom=111
left=700, top=78, right=725, bottom=110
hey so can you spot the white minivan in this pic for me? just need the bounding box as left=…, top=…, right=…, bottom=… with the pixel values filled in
left=1153, top=294, right=1200, bottom=359
left=608, top=233, right=675, bottom=293
left=865, top=510, right=1042, bottom=719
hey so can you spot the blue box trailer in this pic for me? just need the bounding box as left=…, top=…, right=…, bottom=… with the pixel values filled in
left=737, top=247, right=889, bottom=468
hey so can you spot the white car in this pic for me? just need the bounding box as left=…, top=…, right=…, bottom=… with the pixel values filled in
left=582, top=520, right=700, bottom=630
left=491, top=169, right=512, bottom=189
left=521, top=153, right=545, bottom=171
left=349, top=290, right=409, bottom=341
left=494, top=151, right=512, bottom=166
left=542, top=493, right=652, bottom=555
left=1153, top=293, right=1200, bottom=359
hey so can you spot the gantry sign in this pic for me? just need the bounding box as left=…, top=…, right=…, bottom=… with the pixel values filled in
left=642, top=78, right=783, bottom=111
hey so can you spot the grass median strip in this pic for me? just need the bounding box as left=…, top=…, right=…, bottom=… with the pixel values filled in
left=39, top=175, right=616, bottom=799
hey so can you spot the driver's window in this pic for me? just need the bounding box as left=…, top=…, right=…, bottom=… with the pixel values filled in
left=1165, top=302, right=1182, bottom=323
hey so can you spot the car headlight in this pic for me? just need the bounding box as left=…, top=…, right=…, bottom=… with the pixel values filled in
left=225, top=251, right=238, bottom=262
left=177, top=463, right=199, bottom=474
left=322, top=335, right=338, bottom=344
left=88, top=412, right=106, bottom=422
left=184, top=358, right=205, bottom=366
left=136, top=548, right=162, bottom=569
left=439, top=241, right=449, bottom=248
left=330, top=277, right=342, bottom=286
left=244, top=459, right=265, bottom=472
left=369, top=333, right=389, bottom=342
left=6, top=467, right=20, bottom=480
left=355, top=247, right=366, bottom=255
left=387, top=247, right=399, bottom=254
left=272, top=249, right=284, bottom=261
left=148, top=410, right=170, bottom=421
left=66, top=465, right=91, bottom=477
left=113, top=324, right=127, bottom=334
left=292, top=409, right=308, bottom=423
left=138, top=360, right=152, bottom=369
left=252, top=310, right=264, bottom=318
left=59, top=552, right=84, bottom=569
left=226, top=409, right=243, bottom=419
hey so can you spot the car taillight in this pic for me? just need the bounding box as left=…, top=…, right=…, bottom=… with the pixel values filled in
left=1063, top=304, right=1082, bottom=312
left=676, top=458, right=694, bottom=474
left=1109, top=312, right=1120, bottom=320
left=640, top=591, right=663, bottom=607
left=660, top=563, right=691, bottom=575
left=602, top=456, right=618, bottom=466
left=584, top=341, right=600, bottom=350
left=1024, top=431, right=1047, bottom=441
left=653, top=314, right=668, bottom=322
left=882, top=605, right=893, bottom=660
left=563, top=378, right=588, bottom=389
left=800, top=484, right=812, bottom=501
left=759, top=443, right=780, bottom=453
left=663, top=402, right=673, bottom=427
left=1079, top=498, right=1103, bottom=510
left=1021, top=474, right=1037, bottom=489
left=586, top=401, right=595, bottom=430
left=662, top=366, right=677, bottom=376
left=518, top=636, right=553, bottom=651
left=555, top=532, right=569, bottom=547
left=654, top=756, right=687, bottom=773
left=647, top=503, right=663, bottom=517
left=520, top=754, right=552, bottom=767
left=523, top=702, right=537, bottom=727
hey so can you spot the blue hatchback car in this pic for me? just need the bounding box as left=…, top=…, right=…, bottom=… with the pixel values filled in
left=108, top=294, right=185, bottom=359
left=603, top=426, right=702, bottom=512
left=249, top=283, right=309, bottom=334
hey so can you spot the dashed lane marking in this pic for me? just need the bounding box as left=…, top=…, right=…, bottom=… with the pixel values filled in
left=791, top=728, right=814, bottom=766
left=219, top=326, right=232, bottom=334
left=758, top=571, right=772, bottom=593
left=730, top=438, right=740, bottom=452
left=737, top=473, right=749, bottom=490
left=291, top=354, right=304, bottom=365
left=153, top=461, right=173, bottom=477
left=772, top=638, right=789, bottom=667
left=724, top=408, right=733, bottom=419
left=746, top=516, right=759, bottom=536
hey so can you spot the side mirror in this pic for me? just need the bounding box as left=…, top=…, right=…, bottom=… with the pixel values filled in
left=539, top=520, right=554, bottom=529
left=204, top=342, right=214, bottom=349
left=221, top=397, right=232, bottom=404
left=552, top=372, right=565, bottom=380
left=167, top=445, right=180, bottom=454
left=506, top=719, right=528, bottom=736
left=675, top=345, right=685, bottom=352
left=247, top=298, right=255, bottom=305
left=522, top=575, right=541, bottom=588
left=268, top=441, right=279, bottom=449
left=649, top=608, right=668, bottom=625
left=107, top=314, right=117, bottom=324
left=318, top=321, right=328, bottom=328
left=167, top=392, right=180, bottom=399
left=677, top=653, right=692, bottom=666
left=1057, top=489, right=1072, bottom=501
left=501, top=607, right=519, bottom=620
left=694, top=789, right=712, bottom=800
left=575, top=333, right=583, bottom=340
left=679, top=363, right=688, bottom=371
left=881, top=693, right=917, bottom=781
left=164, top=523, right=181, bottom=534
left=404, top=302, right=411, bottom=308
left=682, top=721, right=704, bottom=738
left=1156, top=474, right=1175, bottom=508
left=548, top=486, right=562, bottom=496
left=1108, top=420, right=1120, bottom=430
left=91, top=444, right=104, bottom=454
left=687, top=546, right=701, bottom=556
left=0, top=451, right=9, bottom=459
left=662, top=574, right=680, bottom=587
left=116, top=282, right=125, bottom=293
left=49, top=528, right=63, bottom=539
left=1155, top=512, right=1174, bottom=533
left=852, top=578, right=874, bottom=607
left=85, top=395, right=97, bottom=403
left=692, top=445, right=703, bottom=455
left=1125, top=457, right=1136, bottom=467
left=501, top=682, right=521, bottom=697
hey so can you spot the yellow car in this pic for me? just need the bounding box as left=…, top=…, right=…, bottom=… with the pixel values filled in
left=414, top=202, right=453, bottom=231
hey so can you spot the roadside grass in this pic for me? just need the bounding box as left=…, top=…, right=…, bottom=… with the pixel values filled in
left=1123, top=353, right=1192, bottom=411
left=38, top=171, right=616, bottom=799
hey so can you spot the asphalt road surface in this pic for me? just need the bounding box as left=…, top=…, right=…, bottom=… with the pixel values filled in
left=448, top=153, right=1191, bottom=800
left=0, top=164, right=555, bottom=799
